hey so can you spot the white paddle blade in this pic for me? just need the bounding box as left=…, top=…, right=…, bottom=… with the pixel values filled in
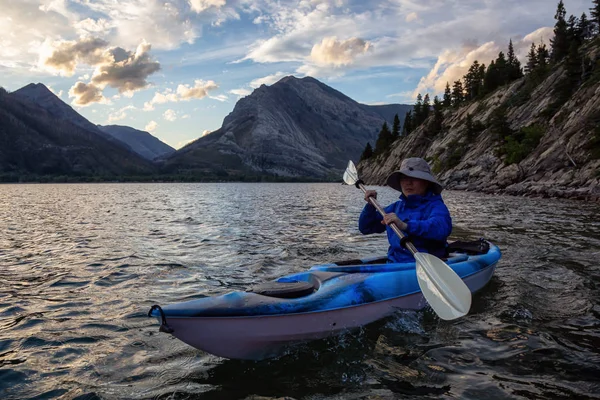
left=414, top=252, right=472, bottom=320
left=343, top=160, right=359, bottom=185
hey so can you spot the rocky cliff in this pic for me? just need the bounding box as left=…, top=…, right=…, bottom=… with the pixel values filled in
left=359, top=42, right=600, bottom=201
left=164, top=76, right=409, bottom=178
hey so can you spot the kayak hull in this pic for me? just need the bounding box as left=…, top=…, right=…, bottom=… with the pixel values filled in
left=150, top=242, right=500, bottom=360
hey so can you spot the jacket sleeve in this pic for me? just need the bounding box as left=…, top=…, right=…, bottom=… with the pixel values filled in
left=405, top=200, right=452, bottom=241
left=358, top=203, right=386, bottom=234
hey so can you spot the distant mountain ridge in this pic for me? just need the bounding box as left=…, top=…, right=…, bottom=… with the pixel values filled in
left=164, top=76, right=410, bottom=178
left=98, top=125, right=175, bottom=160
left=13, top=83, right=114, bottom=141
left=0, top=89, right=154, bottom=178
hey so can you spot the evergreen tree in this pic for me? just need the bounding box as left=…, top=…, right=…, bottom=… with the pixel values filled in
left=537, top=43, right=550, bottom=70
left=451, top=80, right=464, bottom=107
left=443, top=82, right=452, bottom=107
left=374, top=122, right=393, bottom=154
left=495, top=52, right=509, bottom=86
left=578, top=12, right=592, bottom=41
left=489, top=107, right=512, bottom=142
left=392, top=114, right=401, bottom=140
left=360, top=142, right=374, bottom=161
left=464, top=60, right=483, bottom=100
left=402, top=111, right=413, bottom=136
left=591, top=0, right=600, bottom=35
left=466, top=113, right=475, bottom=140
left=413, top=94, right=423, bottom=125
left=422, top=94, right=431, bottom=121
left=432, top=95, right=444, bottom=134
left=507, top=39, right=524, bottom=81
left=525, top=43, right=538, bottom=74
left=551, top=0, right=569, bottom=62
left=484, top=60, right=501, bottom=93
left=567, top=14, right=581, bottom=44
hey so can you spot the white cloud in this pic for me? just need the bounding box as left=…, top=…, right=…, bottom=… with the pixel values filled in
left=163, top=109, right=177, bottom=121
left=177, top=79, right=219, bottom=99
left=145, top=120, right=158, bottom=132
left=143, top=79, right=219, bottom=110
left=250, top=72, right=287, bottom=88
left=189, top=0, right=226, bottom=13
left=229, top=88, right=252, bottom=97
left=405, top=12, right=418, bottom=22
left=310, top=36, right=371, bottom=67
left=210, top=94, right=228, bottom=101
left=68, top=81, right=107, bottom=106
left=107, top=105, right=136, bottom=122
left=201, top=129, right=212, bottom=137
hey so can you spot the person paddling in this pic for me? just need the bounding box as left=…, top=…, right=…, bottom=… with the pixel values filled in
left=358, top=157, right=452, bottom=263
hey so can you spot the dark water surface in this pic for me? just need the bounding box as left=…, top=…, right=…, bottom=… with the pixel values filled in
left=1, top=183, right=599, bottom=400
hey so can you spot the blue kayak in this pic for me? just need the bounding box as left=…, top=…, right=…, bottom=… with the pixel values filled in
left=149, top=240, right=501, bottom=360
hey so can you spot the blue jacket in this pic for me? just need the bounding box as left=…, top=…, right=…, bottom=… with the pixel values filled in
left=358, top=192, right=452, bottom=263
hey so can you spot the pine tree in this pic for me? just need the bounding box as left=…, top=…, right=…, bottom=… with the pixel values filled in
left=392, top=114, right=400, bottom=140
left=537, top=43, right=550, bottom=70
left=374, top=122, right=393, bottom=154
left=413, top=94, right=423, bottom=125
left=525, top=43, right=538, bottom=74
left=506, top=39, right=523, bottom=81
left=432, top=95, right=444, bottom=134
left=422, top=94, right=431, bottom=121
left=466, top=113, right=475, bottom=140
left=495, top=52, right=508, bottom=86
left=567, top=14, right=581, bottom=44
left=451, top=80, right=464, bottom=107
left=484, top=60, right=500, bottom=93
left=464, top=60, right=483, bottom=100
left=443, top=82, right=452, bottom=107
left=402, top=111, right=413, bottom=136
left=591, top=0, right=600, bottom=35
left=578, top=13, right=591, bottom=41
left=551, top=0, right=569, bottom=62
left=360, top=142, right=374, bottom=161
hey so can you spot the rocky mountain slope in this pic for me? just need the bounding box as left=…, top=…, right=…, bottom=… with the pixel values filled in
left=0, top=89, right=155, bottom=178
left=358, top=42, right=600, bottom=201
left=98, top=125, right=175, bottom=160
left=164, top=76, right=409, bottom=178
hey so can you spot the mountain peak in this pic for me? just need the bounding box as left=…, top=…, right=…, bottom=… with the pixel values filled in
left=14, top=82, right=57, bottom=100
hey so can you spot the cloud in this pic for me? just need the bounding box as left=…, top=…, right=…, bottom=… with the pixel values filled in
left=189, top=0, right=226, bottom=13
left=145, top=120, right=158, bottom=132
left=107, top=105, right=136, bottom=122
left=42, top=37, right=109, bottom=76
left=143, top=79, right=219, bottom=110
left=210, top=94, right=228, bottom=102
left=41, top=37, right=161, bottom=103
left=250, top=72, right=287, bottom=88
left=229, top=88, right=252, bottom=97
left=163, top=109, right=177, bottom=121
left=91, top=42, right=161, bottom=94
left=405, top=12, right=418, bottom=23
left=176, top=79, right=219, bottom=99
left=201, top=129, right=212, bottom=137
left=74, top=18, right=113, bottom=36
left=68, top=81, right=106, bottom=106
left=310, top=36, right=371, bottom=66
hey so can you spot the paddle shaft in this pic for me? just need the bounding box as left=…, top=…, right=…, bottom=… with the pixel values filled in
left=357, top=182, right=419, bottom=254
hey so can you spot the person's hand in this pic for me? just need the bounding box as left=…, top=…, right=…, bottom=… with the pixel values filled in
left=364, top=190, right=377, bottom=203
left=381, top=212, right=408, bottom=230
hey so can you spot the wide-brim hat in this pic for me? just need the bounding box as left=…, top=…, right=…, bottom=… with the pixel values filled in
left=386, top=157, right=444, bottom=195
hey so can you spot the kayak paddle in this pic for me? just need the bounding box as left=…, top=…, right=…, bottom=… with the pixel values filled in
left=343, top=160, right=472, bottom=320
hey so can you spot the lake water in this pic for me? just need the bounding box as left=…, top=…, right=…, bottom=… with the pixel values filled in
left=1, top=183, right=600, bottom=400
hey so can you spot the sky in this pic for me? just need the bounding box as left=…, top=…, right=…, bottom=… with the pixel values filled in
left=0, top=0, right=593, bottom=149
